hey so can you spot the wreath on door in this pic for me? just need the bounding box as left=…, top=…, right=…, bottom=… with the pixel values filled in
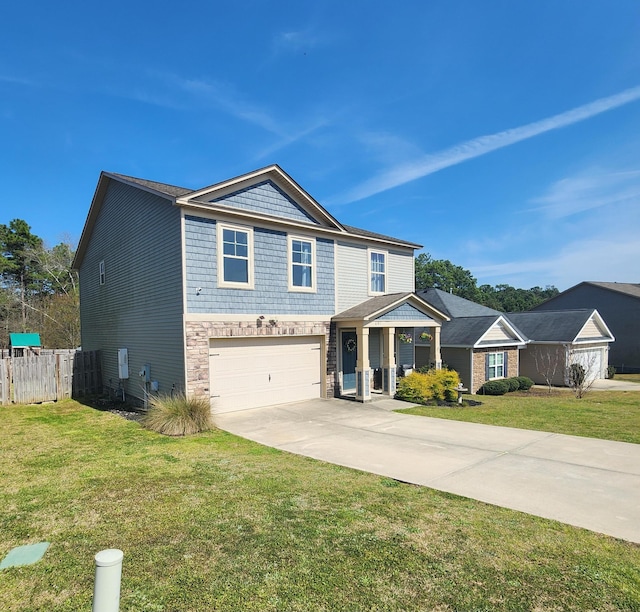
left=345, top=338, right=357, bottom=352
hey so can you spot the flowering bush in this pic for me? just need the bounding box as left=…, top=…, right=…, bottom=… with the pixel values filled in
left=396, top=368, right=461, bottom=403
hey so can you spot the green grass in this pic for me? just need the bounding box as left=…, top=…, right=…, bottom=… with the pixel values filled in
left=397, top=388, right=640, bottom=444
left=1, top=400, right=639, bottom=611
left=616, top=373, right=640, bottom=384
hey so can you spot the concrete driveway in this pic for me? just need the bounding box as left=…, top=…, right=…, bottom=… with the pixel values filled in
left=216, top=398, right=640, bottom=544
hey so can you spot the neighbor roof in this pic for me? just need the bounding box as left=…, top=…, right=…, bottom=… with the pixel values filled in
left=507, top=310, right=604, bottom=343
left=581, top=282, right=640, bottom=300
left=419, top=288, right=502, bottom=318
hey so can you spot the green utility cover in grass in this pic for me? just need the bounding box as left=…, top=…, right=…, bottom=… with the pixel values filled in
left=9, top=333, right=42, bottom=348
left=0, top=542, right=50, bottom=569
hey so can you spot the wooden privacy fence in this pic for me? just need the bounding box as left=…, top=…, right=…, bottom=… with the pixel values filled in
left=0, top=350, right=102, bottom=405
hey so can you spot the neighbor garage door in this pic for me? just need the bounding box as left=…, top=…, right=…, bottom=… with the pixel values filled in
left=571, top=347, right=604, bottom=383
left=209, top=336, right=323, bottom=413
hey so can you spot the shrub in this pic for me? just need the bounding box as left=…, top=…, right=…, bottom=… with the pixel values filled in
left=142, top=393, right=214, bottom=436
left=606, top=365, right=616, bottom=379
left=568, top=363, right=586, bottom=389
left=479, top=380, right=509, bottom=395
left=515, top=376, right=534, bottom=391
left=505, top=377, right=521, bottom=392
left=396, top=368, right=461, bottom=404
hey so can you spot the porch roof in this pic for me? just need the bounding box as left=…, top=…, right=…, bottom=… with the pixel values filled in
left=332, top=292, right=449, bottom=326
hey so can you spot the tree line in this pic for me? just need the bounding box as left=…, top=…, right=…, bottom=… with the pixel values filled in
left=0, top=219, right=79, bottom=349
left=0, top=219, right=558, bottom=349
left=415, top=253, right=559, bottom=312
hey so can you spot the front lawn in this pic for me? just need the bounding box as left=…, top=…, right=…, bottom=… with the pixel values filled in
left=397, top=388, right=640, bottom=444
left=1, top=400, right=639, bottom=611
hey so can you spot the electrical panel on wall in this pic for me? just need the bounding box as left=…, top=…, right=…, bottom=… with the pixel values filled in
left=117, top=348, right=129, bottom=379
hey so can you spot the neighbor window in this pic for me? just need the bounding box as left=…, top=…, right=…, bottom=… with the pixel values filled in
left=370, top=250, right=386, bottom=294
left=217, top=223, right=254, bottom=288
left=488, top=352, right=505, bottom=378
left=289, top=236, right=315, bottom=291
left=99, top=260, right=105, bottom=285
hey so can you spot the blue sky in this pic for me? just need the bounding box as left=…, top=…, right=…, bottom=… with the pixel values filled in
left=2, top=1, right=639, bottom=290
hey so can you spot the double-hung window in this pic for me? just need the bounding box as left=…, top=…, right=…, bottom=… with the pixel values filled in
left=487, top=352, right=505, bottom=379
left=218, top=223, right=254, bottom=288
left=289, top=236, right=315, bottom=292
left=99, top=260, right=105, bottom=285
left=370, top=250, right=386, bottom=294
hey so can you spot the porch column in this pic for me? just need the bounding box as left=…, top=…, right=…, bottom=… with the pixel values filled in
left=382, top=327, right=396, bottom=396
left=355, top=326, right=371, bottom=402
left=430, top=326, right=442, bottom=369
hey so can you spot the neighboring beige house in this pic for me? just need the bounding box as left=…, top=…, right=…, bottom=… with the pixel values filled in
left=415, top=289, right=614, bottom=392
left=532, top=282, right=640, bottom=373
left=508, top=310, right=615, bottom=386
left=415, top=289, right=527, bottom=392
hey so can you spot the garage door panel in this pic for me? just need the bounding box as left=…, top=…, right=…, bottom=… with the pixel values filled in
left=209, top=336, right=322, bottom=413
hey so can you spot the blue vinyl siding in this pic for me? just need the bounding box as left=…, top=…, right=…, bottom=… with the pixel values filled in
left=377, top=303, right=435, bottom=322
left=185, top=215, right=334, bottom=314
left=210, top=181, right=319, bottom=224
left=78, top=180, right=185, bottom=402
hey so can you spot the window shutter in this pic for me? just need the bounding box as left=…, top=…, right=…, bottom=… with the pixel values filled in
left=485, top=353, right=490, bottom=380
left=504, top=351, right=508, bottom=377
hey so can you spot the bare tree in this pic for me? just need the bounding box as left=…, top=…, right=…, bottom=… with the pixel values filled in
left=532, top=345, right=565, bottom=394
left=566, top=349, right=599, bottom=399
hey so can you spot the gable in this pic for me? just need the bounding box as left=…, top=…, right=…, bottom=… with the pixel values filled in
left=477, top=319, right=523, bottom=346
left=576, top=313, right=614, bottom=342
left=376, top=302, right=435, bottom=323
left=209, top=180, right=320, bottom=225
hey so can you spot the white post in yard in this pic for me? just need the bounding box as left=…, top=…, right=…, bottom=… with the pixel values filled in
left=92, top=549, right=123, bottom=612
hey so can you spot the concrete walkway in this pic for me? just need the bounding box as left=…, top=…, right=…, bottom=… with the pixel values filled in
left=216, top=398, right=640, bottom=544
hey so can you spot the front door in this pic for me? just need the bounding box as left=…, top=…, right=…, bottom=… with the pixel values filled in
left=341, top=331, right=357, bottom=393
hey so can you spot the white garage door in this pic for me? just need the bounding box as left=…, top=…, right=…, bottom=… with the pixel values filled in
left=209, top=336, right=323, bottom=413
left=570, top=347, right=604, bottom=383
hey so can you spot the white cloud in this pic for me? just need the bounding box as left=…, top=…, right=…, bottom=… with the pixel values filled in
left=337, top=85, right=640, bottom=204
left=474, top=234, right=640, bottom=290
left=0, top=74, right=37, bottom=87
left=529, top=170, right=640, bottom=219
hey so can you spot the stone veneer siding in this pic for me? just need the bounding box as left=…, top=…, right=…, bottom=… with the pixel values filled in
left=185, top=319, right=337, bottom=400
left=471, top=347, right=519, bottom=393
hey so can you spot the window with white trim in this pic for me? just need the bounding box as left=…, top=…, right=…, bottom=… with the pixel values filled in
left=487, top=352, right=505, bottom=379
left=370, top=250, right=386, bottom=294
left=217, top=223, right=254, bottom=288
left=289, top=236, right=315, bottom=291
left=99, top=260, right=105, bottom=285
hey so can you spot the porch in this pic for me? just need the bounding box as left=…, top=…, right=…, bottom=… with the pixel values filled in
left=332, top=293, right=449, bottom=402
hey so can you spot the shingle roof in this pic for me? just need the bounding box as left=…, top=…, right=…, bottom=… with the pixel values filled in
left=440, top=316, right=505, bottom=345
left=419, top=288, right=502, bottom=318
left=582, top=282, right=640, bottom=300
left=333, top=293, right=414, bottom=319
left=507, top=310, right=596, bottom=343
left=107, top=173, right=194, bottom=198
left=104, top=174, right=417, bottom=247
left=342, top=225, right=422, bottom=248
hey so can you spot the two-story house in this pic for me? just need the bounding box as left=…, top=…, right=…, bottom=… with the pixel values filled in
left=73, top=166, right=448, bottom=413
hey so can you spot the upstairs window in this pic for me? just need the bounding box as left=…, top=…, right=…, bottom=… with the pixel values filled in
left=99, top=260, right=105, bottom=285
left=289, top=236, right=315, bottom=291
left=370, top=250, right=386, bottom=294
left=218, top=223, right=254, bottom=288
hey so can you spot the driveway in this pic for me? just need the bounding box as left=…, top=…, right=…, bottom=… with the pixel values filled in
left=216, top=398, right=640, bottom=544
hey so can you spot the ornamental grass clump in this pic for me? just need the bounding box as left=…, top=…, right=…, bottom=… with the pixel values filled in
left=142, top=393, right=214, bottom=436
